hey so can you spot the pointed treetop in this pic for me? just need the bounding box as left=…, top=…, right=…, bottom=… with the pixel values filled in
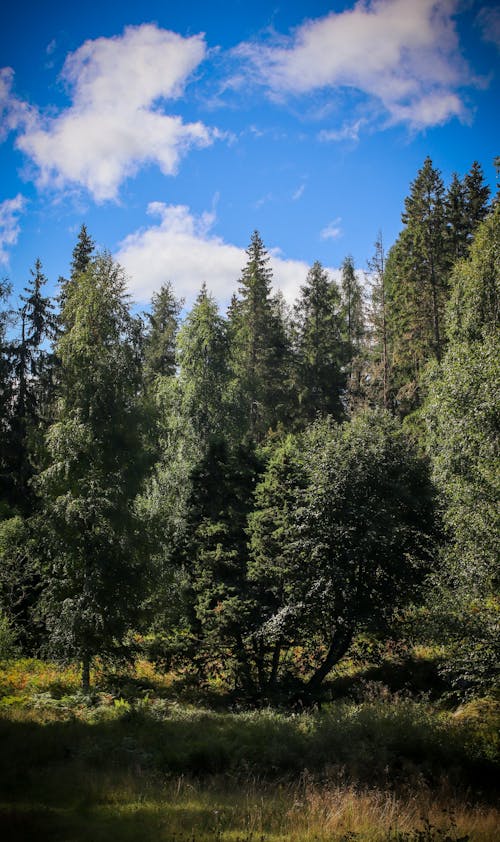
left=71, top=224, right=95, bottom=280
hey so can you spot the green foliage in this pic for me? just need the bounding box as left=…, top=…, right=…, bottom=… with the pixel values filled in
left=37, top=253, right=150, bottom=687
left=180, top=436, right=263, bottom=689
left=424, top=202, right=499, bottom=696
left=386, top=157, right=450, bottom=414
left=144, top=281, right=183, bottom=384
left=0, top=611, right=20, bottom=659
left=292, top=261, right=345, bottom=424
left=0, top=515, right=42, bottom=651
left=365, top=233, right=391, bottom=410
left=249, top=410, right=436, bottom=689
left=10, top=258, right=56, bottom=509
left=177, top=283, right=230, bottom=439
left=229, top=231, right=291, bottom=439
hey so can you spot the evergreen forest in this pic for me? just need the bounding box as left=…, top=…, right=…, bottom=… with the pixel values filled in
left=0, top=157, right=498, bottom=841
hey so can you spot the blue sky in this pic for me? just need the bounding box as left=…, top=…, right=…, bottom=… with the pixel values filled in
left=1, top=0, right=498, bottom=309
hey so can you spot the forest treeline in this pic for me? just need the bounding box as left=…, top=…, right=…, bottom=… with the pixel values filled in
left=0, top=156, right=498, bottom=699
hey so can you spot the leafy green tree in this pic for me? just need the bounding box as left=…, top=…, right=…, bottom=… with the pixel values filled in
left=38, top=253, right=149, bottom=690
left=249, top=411, right=436, bottom=691
left=0, top=514, right=42, bottom=652
left=292, top=261, right=344, bottom=424
left=424, top=202, right=499, bottom=695
left=248, top=434, right=308, bottom=690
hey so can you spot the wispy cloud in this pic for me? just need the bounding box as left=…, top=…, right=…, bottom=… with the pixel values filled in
left=234, top=0, right=472, bottom=130
left=9, top=25, right=218, bottom=201
left=320, top=217, right=343, bottom=241
left=476, top=6, right=500, bottom=51
left=116, top=202, right=331, bottom=305
left=0, top=194, right=26, bottom=264
left=292, top=183, right=305, bottom=200
left=318, top=118, right=367, bottom=143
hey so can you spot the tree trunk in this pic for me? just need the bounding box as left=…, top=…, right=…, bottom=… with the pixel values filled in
left=306, top=628, right=354, bottom=690
left=268, top=640, right=282, bottom=690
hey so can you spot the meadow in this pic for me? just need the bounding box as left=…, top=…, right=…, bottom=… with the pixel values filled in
left=0, top=657, right=498, bottom=841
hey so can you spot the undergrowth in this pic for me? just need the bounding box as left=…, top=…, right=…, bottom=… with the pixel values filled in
left=0, top=659, right=498, bottom=841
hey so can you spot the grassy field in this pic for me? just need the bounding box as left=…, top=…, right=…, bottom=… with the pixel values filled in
left=0, top=658, right=498, bottom=841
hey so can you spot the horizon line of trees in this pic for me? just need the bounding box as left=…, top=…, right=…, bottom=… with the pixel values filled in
left=0, top=156, right=498, bottom=699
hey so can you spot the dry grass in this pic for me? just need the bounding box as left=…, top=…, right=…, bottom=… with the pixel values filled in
left=0, top=659, right=498, bottom=841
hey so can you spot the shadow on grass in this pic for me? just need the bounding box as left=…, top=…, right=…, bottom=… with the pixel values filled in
left=0, top=699, right=497, bottom=799
left=0, top=802, right=272, bottom=842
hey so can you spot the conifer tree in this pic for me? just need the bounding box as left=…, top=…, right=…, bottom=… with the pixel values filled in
left=229, top=231, right=289, bottom=439
left=292, top=261, right=344, bottom=423
left=38, top=253, right=149, bottom=690
left=365, top=233, right=391, bottom=410
left=144, top=282, right=183, bottom=385
left=463, top=160, right=490, bottom=237
left=71, top=224, right=95, bottom=279
left=385, top=157, right=449, bottom=413
left=181, top=436, right=263, bottom=689
left=340, top=255, right=364, bottom=409
left=424, top=202, right=499, bottom=694
left=0, top=280, right=13, bottom=513
left=445, top=173, right=468, bottom=262
left=59, top=225, right=96, bottom=332
left=11, top=260, right=55, bottom=510
left=177, top=283, right=229, bottom=440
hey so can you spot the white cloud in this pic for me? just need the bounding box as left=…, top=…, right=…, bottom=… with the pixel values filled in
left=292, top=183, right=305, bottom=200
left=13, top=25, right=215, bottom=201
left=0, top=68, right=34, bottom=141
left=318, top=118, right=367, bottom=143
left=0, top=194, right=26, bottom=264
left=476, top=6, right=500, bottom=51
left=320, top=218, right=343, bottom=241
left=235, top=0, right=471, bottom=129
left=116, top=202, right=335, bottom=305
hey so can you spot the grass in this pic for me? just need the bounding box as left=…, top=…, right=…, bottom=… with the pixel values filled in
left=0, top=658, right=498, bottom=841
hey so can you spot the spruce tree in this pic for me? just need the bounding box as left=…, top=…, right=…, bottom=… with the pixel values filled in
left=463, top=160, right=490, bottom=237
left=229, top=231, right=289, bottom=439
left=445, top=173, right=468, bottom=262
left=59, top=225, right=96, bottom=332
left=70, top=224, right=95, bottom=279
left=424, top=202, right=499, bottom=694
left=340, top=255, right=364, bottom=409
left=38, top=253, right=149, bottom=690
left=177, top=283, right=230, bottom=440
left=0, top=280, right=13, bottom=514
left=144, top=282, right=183, bottom=385
left=365, top=233, right=391, bottom=410
left=385, top=157, right=450, bottom=413
left=11, top=260, right=55, bottom=510
left=292, top=261, right=344, bottom=424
